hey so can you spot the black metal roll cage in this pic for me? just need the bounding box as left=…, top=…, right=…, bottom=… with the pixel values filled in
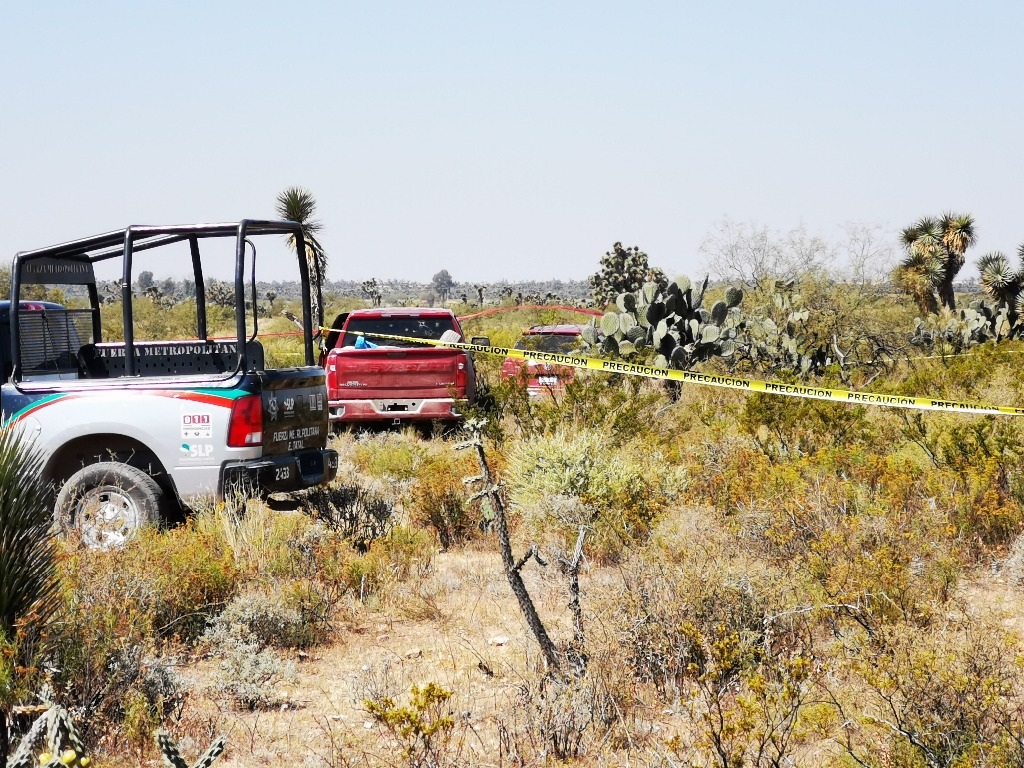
left=9, top=220, right=314, bottom=378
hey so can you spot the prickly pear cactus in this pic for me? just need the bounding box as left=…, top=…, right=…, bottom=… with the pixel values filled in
left=598, top=275, right=843, bottom=377
left=910, top=299, right=1019, bottom=352
left=604, top=275, right=745, bottom=369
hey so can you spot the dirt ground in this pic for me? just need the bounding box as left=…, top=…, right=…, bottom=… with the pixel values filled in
left=166, top=548, right=600, bottom=767
left=134, top=534, right=1024, bottom=768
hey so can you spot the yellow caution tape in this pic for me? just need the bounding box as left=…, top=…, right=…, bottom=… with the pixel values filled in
left=323, top=328, right=1024, bottom=417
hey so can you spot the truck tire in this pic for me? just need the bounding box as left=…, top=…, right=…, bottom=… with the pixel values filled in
left=55, top=462, right=162, bottom=549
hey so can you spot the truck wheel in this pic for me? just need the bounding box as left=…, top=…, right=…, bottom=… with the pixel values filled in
left=55, top=462, right=162, bottom=549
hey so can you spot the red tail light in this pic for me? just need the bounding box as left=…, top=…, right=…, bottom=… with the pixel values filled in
left=455, top=359, right=467, bottom=392
left=227, top=394, right=263, bottom=447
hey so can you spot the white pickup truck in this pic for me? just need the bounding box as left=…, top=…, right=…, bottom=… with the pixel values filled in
left=1, top=221, right=339, bottom=548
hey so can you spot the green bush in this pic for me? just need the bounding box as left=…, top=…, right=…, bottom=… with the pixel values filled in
left=505, top=428, right=666, bottom=562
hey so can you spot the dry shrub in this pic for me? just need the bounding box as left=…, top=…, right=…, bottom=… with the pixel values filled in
left=203, top=585, right=331, bottom=651
left=609, top=550, right=783, bottom=700
left=50, top=530, right=228, bottom=742
left=352, top=429, right=429, bottom=481
left=601, top=542, right=831, bottom=767
left=839, top=612, right=1024, bottom=768
left=497, top=672, right=624, bottom=764
left=505, top=428, right=667, bottom=563
left=410, top=452, right=479, bottom=550
left=66, top=521, right=239, bottom=644
left=191, top=496, right=306, bottom=576
left=302, top=481, right=396, bottom=551
left=740, top=389, right=878, bottom=460
left=341, top=525, right=436, bottom=609
left=731, top=456, right=961, bottom=629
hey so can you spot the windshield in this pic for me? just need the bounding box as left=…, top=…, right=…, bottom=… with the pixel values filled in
left=341, top=316, right=458, bottom=348
left=513, top=333, right=580, bottom=354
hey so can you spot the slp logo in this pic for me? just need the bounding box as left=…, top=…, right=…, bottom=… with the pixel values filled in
left=180, top=443, right=213, bottom=458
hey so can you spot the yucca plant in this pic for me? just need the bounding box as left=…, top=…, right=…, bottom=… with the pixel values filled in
left=977, top=245, right=1024, bottom=331
left=275, top=186, right=328, bottom=330
left=0, top=424, right=59, bottom=765
left=893, top=213, right=976, bottom=313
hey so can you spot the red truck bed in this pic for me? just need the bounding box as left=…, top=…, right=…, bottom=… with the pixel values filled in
left=323, top=308, right=476, bottom=426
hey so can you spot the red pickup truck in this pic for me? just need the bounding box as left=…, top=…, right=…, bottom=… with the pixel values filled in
left=322, top=307, right=483, bottom=428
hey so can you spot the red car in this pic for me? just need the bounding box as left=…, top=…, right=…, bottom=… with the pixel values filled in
left=500, top=324, right=585, bottom=396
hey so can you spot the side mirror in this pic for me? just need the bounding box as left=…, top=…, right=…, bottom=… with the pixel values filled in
left=470, top=336, right=491, bottom=347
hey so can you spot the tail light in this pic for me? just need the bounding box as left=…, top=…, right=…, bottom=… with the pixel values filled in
left=227, top=394, right=263, bottom=447
left=455, top=359, right=467, bottom=392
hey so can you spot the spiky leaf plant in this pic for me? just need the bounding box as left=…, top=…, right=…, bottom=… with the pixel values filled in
left=275, top=186, right=328, bottom=328
left=0, top=424, right=58, bottom=766
left=157, top=730, right=226, bottom=768
left=977, top=252, right=1019, bottom=307
left=894, top=212, right=976, bottom=313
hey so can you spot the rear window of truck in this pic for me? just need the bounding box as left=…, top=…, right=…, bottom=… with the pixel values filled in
left=340, top=316, right=458, bottom=349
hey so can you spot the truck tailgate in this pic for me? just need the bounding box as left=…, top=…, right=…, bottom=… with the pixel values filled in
left=326, top=348, right=463, bottom=399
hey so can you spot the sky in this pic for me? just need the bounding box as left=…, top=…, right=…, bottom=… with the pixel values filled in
left=2, top=1, right=1023, bottom=285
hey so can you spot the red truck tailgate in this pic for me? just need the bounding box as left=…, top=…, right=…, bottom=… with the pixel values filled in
left=326, top=348, right=463, bottom=399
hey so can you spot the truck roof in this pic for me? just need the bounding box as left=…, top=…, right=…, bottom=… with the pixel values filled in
left=347, top=307, right=456, bottom=319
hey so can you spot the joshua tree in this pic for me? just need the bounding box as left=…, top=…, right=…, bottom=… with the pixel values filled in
left=275, top=187, right=328, bottom=328
left=431, top=270, right=455, bottom=304
left=893, top=213, right=976, bottom=313
left=0, top=424, right=59, bottom=766
left=978, top=244, right=1024, bottom=322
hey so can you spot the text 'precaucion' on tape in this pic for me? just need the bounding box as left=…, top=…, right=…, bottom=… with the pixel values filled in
left=324, top=328, right=1024, bottom=417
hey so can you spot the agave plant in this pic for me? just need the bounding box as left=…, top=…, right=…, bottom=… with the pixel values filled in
left=0, top=424, right=58, bottom=766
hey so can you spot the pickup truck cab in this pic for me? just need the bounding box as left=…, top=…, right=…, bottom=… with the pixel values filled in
left=322, top=307, right=478, bottom=428
left=2, top=220, right=339, bottom=548
left=500, top=324, right=586, bottom=396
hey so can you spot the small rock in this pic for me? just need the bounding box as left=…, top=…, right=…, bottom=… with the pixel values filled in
left=488, top=635, right=509, bottom=646
left=405, top=648, right=423, bottom=659
left=363, top=721, right=375, bottom=730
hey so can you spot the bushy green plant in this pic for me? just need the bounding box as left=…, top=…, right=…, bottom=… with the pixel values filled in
left=365, top=682, right=464, bottom=767
left=505, top=429, right=666, bottom=562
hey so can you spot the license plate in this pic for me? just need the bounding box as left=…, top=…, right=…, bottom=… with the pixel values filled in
left=537, top=375, right=559, bottom=386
